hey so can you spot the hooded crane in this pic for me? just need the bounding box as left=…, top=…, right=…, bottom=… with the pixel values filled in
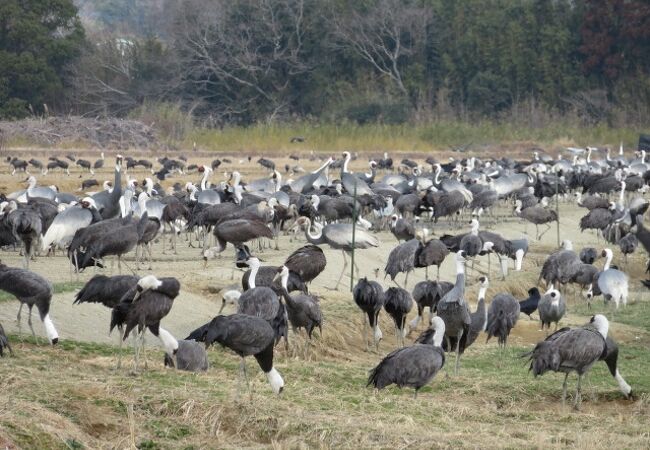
left=408, top=280, right=453, bottom=331
left=389, top=215, right=415, bottom=241
left=186, top=314, right=285, bottom=394
left=519, top=287, right=541, bottom=319
left=598, top=248, right=629, bottom=308
left=297, top=217, right=379, bottom=290
left=2, top=201, right=42, bottom=269
left=73, top=275, right=139, bottom=309
left=486, top=289, right=520, bottom=348
left=415, top=238, right=449, bottom=280
left=0, top=264, right=59, bottom=344
left=383, top=287, right=413, bottom=347
left=384, top=238, right=421, bottom=288
left=234, top=256, right=288, bottom=345
left=283, top=244, right=327, bottom=289
left=538, top=286, right=565, bottom=334
left=525, top=314, right=615, bottom=409
left=274, top=265, right=322, bottom=346
left=367, top=317, right=446, bottom=398
left=78, top=214, right=149, bottom=273
left=436, top=250, right=471, bottom=375
left=202, top=218, right=274, bottom=263
left=353, top=277, right=385, bottom=350
left=110, top=275, right=180, bottom=371
left=0, top=323, right=12, bottom=356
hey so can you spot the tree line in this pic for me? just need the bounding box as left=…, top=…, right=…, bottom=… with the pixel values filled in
left=2, top=0, right=649, bottom=128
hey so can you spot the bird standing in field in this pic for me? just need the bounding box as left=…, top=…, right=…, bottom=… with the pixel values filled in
left=486, top=289, right=520, bottom=348
left=110, top=275, right=181, bottom=370
left=524, top=314, right=621, bottom=409
left=538, top=287, right=565, bottom=334
left=187, top=314, right=285, bottom=395
left=0, top=264, right=59, bottom=344
left=367, top=316, right=446, bottom=397
left=519, top=287, right=541, bottom=320
left=383, top=287, right=413, bottom=347
left=436, top=250, right=471, bottom=375
left=353, top=277, right=385, bottom=351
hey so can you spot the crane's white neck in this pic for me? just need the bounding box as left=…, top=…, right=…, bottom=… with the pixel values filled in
left=248, top=261, right=260, bottom=289
left=603, top=251, right=613, bottom=270
left=455, top=259, right=465, bottom=275
left=478, top=285, right=487, bottom=300
left=311, top=195, right=320, bottom=209
left=201, top=168, right=212, bottom=190
left=342, top=153, right=351, bottom=174
left=280, top=267, right=289, bottom=290
left=158, top=327, right=179, bottom=355
left=615, top=369, right=632, bottom=397
left=27, top=177, right=37, bottom=189
left=42, top=314, right=59, bottom=343
left=304, top=220, right=323, bottom=242
left=470, top=220, right=479, bottom=235
left=515, top=248, right=524, bottom=271
left=619, top=183, right=625, bottom=205
left=138, top=192, right=148, bottom=214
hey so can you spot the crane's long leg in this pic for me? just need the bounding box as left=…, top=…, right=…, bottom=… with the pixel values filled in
left=116, top=336, right=124, bottom=369
left=535, top=224, right=540, bottom=240
left=455, top=329, right=463, bottom=375
left=574, top=374, right=583, bottom=410
left=561, top=373, right=569, bottom=405
left=27, top=306, right=36, bottom=339
left=334, top=251, right=348, bottom=290
left=362, top=312, right=369, bottom=351
left=404, top=271, right=409, bottom=289
left=539, top=223, right=551, bottom=240
left=16, top=303, right=23, bottom=334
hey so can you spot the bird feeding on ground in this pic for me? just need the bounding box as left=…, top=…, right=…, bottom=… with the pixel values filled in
left=367, top=317, right=446, bottom=397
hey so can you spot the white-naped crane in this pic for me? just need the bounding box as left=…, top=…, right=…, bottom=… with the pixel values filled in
left=296, top=217, right=379, bottom=290
left=41, top=197, right=103, bottom=255
left=274, top=265, right=322, bottom=353
left=0, top=264, right=59, bottom=344
left=367, top=317, right=446, bottom=398
left=186, top=314, right=285, bottom=395
left=524, top=314, right=630, bottom=409
left=110, top=275, right=180, bottom=371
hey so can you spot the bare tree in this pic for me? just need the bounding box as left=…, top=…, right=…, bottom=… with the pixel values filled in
left=333, top=0, right=432, bottom=97
left=169, top=0, right=311, bottom=123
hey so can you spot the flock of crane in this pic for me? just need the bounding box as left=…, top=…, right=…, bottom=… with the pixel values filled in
left=1, top=144, right=648, bottom=409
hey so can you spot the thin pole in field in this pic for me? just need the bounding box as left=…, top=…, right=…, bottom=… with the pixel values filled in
left=350, top=179, right=357, bottom=292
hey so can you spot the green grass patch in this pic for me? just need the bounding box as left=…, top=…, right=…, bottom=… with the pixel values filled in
left=185, top=121, right=645, bottom=153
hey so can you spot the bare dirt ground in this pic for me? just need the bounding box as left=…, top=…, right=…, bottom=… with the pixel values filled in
left=0, top=151, right=649, bottom=449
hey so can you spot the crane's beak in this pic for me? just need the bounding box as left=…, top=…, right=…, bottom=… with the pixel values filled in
left=272, top=272, right=281, bottom=283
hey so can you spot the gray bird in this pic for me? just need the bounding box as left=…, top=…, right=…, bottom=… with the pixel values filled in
left=384, top=238, right=420, bottom=287
left=275, top=265, right=322, bottom=341
left=598, top=248, right=629, bottom=308
left=436, top=250, right=471, bottom=375
left=353, top=277, right=385, bottom=350
left=618, top=233, right=638, bottom=265
left=187, top=314, right=285, bottom=394
left=0, top=264, right=58, bottom=344
left=486, top=290, right=520, bottom=348
left=367, top=317, right=446, bottom=397
left=389, top=214, right=415, bottom=241
left=514, top=200, right=558, bottom=240
left=383, top=287, right=414, bottom=347
left=164, top=339, right=209, bottom=372
left=579, top=247, right=598, bottom=264
left=537, top=287, right=565, bottom=334
left=409, top=280, right=453, bottom=330
left=415, top=238, right=450, bottom=280
left=297, top=217, right=379, bottom=290
left=0, top=322, right=12, bottom=356
left=525, top=314, right=621, bottom=409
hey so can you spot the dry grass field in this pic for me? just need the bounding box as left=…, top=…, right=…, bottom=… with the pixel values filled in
left=0, top=149, right=649, bottom=449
